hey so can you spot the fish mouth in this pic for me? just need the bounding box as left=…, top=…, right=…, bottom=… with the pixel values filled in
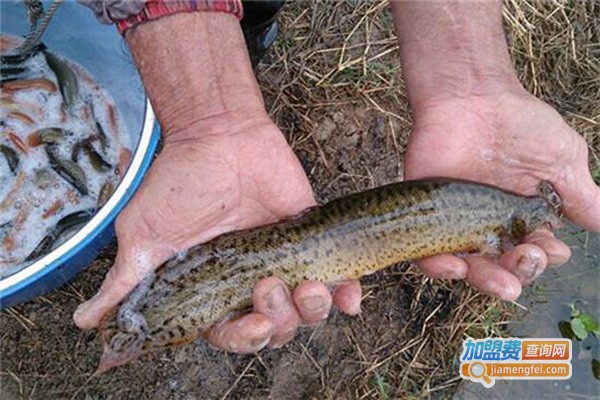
left=543, top=214, right=564, bottom=230
left=94, top=343, right=141, bottom=376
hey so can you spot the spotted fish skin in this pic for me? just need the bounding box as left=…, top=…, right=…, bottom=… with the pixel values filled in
left=97, top=179, right=561, bottom=372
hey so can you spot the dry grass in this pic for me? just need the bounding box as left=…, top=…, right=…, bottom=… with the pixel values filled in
left=257, top=0, right=599, bottom=183
left=257, top=0, right=409, bottom=200
left=502, top=0, right=600, bottom=173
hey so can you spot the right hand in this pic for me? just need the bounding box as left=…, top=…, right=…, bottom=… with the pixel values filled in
left=404, top=90, right=598, bottom=300
left=73, top=115, right=362, bottom=352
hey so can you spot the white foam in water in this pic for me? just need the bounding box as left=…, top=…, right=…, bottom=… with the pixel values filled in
left=1, top=37, right=132, bottom=277
left=132, top=248, right=154, bottom=276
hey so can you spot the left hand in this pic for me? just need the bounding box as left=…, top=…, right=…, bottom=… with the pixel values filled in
left=74, top=115, right=363, bottom=353
left=74, top=12, right=363, bottom=354
left=405, top=89, right=600, bottom=300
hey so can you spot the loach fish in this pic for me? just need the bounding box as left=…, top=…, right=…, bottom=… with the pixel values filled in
left=0, top=144, right=19, bottom=173
left=45, top=144, right=88, bottom=195
left=43, top=50, right=79, bottom=108
left=25, top=208, right=94, bottom=262
left=96, top=179, right=563, bottom=373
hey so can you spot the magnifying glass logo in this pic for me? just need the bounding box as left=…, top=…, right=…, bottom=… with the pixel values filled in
left=469, top=361, right=492, bottom=385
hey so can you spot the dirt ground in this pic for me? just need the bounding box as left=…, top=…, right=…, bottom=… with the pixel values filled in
left=1, top=1, right=599, bottom=399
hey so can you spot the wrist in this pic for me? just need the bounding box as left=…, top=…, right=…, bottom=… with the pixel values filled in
left=125, top=12, right=268, bottom=140
left=391, top=0, right=525, bottom=113
left=162, top=111, right=277, bottom=147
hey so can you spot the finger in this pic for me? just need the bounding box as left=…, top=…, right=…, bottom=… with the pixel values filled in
left=204, top=313, right=275, bottom=354
left=417, top=254, right=469, bottom=280
left=555, top=166, right=600, bottom=232
left=465, top=256, right=522, bottom=301
left=73, top=249, right=155, bottom=329
left=292, top=281, right=332, bottom=325
left=252, top=277, right=301, bottom=348
left=523, top=229, right=571, bottom=266
left=332, top=280, right=362, bottom=315
left=499, top=243, right=548, bottom=285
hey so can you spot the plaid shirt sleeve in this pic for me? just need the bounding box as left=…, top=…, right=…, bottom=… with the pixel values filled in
left=116, top=0, right=244, bottom=34
left=79, top=0, right=244, bottom=35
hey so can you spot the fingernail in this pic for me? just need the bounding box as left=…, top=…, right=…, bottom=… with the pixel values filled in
left=265, top=284, right=290, bottom=313
left=502, top=284, right=521, bottom=301
left=490, top=278, right=520, bottom=301
left=233, top=317, right=248, bottom=329
left=341, top=299, right=361, bottom=316
left=73, top=302, right=87, bottom=323
left=269, top=329, right=295, bottom=349
left=227, top=339, right=240, bottom=352
left=73, top=293, right=99, bottom=324
left=517, top=252, right=542, bottom=280
left=229, top=328, right=274, bottom=353
left=300, top=295, right=326, bottom=313
left=547, top=243, right=571, bottom=267
left=440, top=269, right=466, bottom=280
left=248, top=336, right=271, bottom=350
left=484, top=280, right=512, bottom=301
left=548, top=258, right=567, bottom=268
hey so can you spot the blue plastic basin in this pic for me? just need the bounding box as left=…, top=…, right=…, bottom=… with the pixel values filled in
left=0, top=2, right=159, bottom=308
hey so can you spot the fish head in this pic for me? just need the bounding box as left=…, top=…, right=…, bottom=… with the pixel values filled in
left=95, top=312, right=148, bottom=375
left=511, top=196, right=563, bottom=239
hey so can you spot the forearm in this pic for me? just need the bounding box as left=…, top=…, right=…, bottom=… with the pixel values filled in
left=391, top=0, right=524, bottom=112
left=125, top=12, right=267, bottom=140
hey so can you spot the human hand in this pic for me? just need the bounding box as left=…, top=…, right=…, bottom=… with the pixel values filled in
left=73, top=115, right=362, bottom=352
left=391, top=0, right=599, bottom=300
left=405, top=90, right=600, bottom=300
left=72, top=11, right=362, bottom=354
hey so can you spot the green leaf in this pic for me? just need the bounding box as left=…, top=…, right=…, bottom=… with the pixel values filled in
left=579, top=314, right=598, bottom=333
left=568, top=301, right=580, bottom=317
left=571, top=318, right=589, bottom=340
left=592, top=359, right=600, bottom=381
left=558, top=320, right=575, bottom=340
left=374, top=373, right=389, bottom=400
